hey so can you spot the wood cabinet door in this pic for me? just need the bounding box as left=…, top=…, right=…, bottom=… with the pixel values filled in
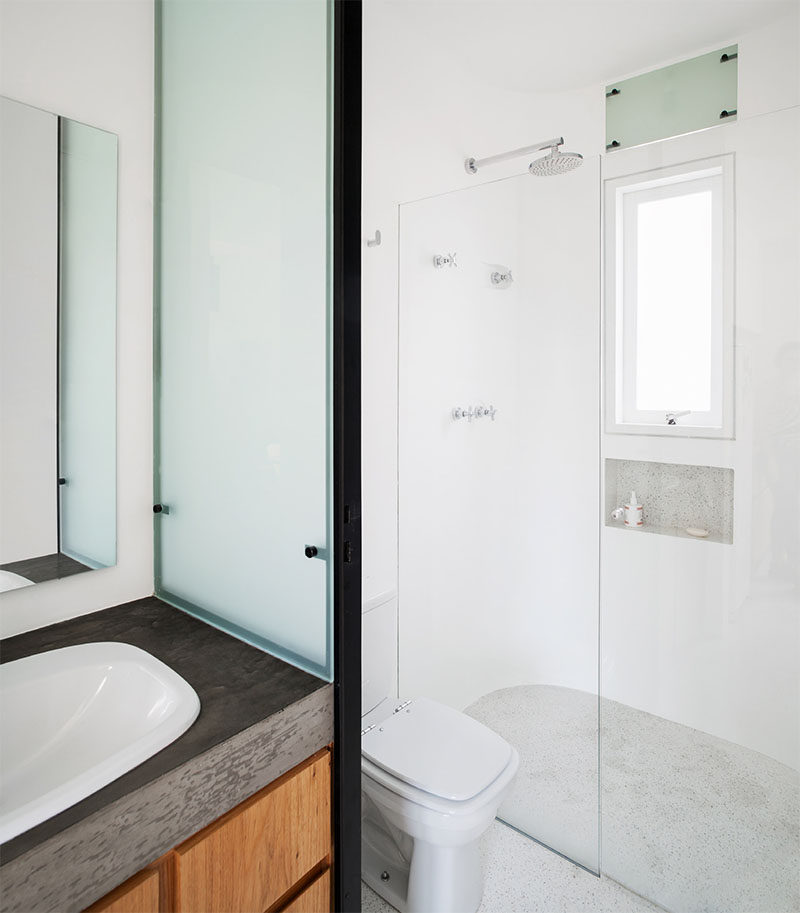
left=174, top=750, right=331, bottom=913
left=277, top=869, right=331, bottom=913
left=84, top=869, right=160, bottom=913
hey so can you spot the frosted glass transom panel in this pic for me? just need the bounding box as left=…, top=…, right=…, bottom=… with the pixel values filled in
left=157, top=0, right=332, bottom=678
left=606, top=45, right=738, bottom=150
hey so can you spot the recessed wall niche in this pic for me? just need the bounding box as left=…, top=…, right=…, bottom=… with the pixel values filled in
left=605, top=459, right=734, bottom=543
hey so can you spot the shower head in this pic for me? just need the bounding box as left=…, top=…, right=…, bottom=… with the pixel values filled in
left=528, top=146, right=583, bottom=177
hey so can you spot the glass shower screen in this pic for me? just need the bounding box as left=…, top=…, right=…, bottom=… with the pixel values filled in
left=156, top=0, right=333, bottom=679
left=397, top=160, right=601, bottom=872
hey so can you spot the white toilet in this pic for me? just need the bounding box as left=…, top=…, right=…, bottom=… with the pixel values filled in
left=361, top=594, right=519, bottom=913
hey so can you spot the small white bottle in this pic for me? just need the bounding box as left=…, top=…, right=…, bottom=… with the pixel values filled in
left=624, top=491, right=643, bottom=527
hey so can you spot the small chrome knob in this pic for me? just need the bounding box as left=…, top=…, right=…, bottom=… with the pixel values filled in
left=433, top=252, right=457, bottom=269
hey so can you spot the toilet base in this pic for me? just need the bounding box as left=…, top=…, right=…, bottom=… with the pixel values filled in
left=362, top=811, right=484, bottom=913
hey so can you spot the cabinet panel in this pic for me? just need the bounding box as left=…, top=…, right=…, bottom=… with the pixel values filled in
left=278, top=868, right=331, bottom=913
left=175, top=752, right=331, bottom=913
left=84, top=869, right=160, bottom=913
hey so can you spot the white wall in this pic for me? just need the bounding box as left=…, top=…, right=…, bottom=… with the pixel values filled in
left=0, top=98, right=59, bottom=565
left=362, top=0, right=603, bottom=702
left=0, top=0, right=154, bottom=635
left=397, top=165, right=600, bottom=709
left=600, top=12, right=800, bottom=769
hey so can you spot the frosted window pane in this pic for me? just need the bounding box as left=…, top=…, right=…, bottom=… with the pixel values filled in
left=635, top=191, right=712, bottom=412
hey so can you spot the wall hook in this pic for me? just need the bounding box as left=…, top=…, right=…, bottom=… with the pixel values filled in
left=366, top=230, right=381, bottom=247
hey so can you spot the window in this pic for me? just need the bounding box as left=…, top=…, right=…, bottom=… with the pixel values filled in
left=605, top=156, right=734, bottom=436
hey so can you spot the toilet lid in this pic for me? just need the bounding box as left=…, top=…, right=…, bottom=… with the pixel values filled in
left=361, top=697, right=512, bottom=801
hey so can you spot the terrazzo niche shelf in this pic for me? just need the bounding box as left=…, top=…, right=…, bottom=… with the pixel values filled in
left=605, top=459, right=734, bottom=544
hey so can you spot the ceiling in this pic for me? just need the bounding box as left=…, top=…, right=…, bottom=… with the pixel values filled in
left=377, top=0, right=797, bottom=92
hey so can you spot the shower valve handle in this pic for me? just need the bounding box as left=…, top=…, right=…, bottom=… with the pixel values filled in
left=433, top=252, right=457, bottom=269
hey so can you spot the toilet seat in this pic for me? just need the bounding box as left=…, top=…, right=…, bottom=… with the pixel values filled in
left=362, top=697, right=513, bottom=802
left=362, top=749, right=518, bottom=821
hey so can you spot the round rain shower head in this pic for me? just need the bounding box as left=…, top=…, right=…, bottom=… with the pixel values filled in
left=529, top=147, right=583, bottom=176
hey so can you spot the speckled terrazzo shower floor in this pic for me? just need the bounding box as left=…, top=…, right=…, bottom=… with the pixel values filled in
left=466, top=684, right=800, bottom=913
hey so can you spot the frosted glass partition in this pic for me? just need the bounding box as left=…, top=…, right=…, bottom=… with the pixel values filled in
left=600, top=107, right=800, bottom=912
left=606, top=45, right=737, bottom=150
left=157, top=0, right=333, bottom=678
left=59, top=120, right=118, bottom=569
left=398, top=162, right=600, bottom=871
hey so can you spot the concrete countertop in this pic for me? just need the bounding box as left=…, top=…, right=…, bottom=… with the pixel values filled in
left=0, top=596, right=334, bottom=913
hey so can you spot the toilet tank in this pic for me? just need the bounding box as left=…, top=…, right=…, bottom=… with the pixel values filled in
left=362, top=591, right=398, bottom=716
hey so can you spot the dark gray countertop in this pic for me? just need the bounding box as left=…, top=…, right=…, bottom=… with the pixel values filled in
left=0, top=596, right=334, bottom=912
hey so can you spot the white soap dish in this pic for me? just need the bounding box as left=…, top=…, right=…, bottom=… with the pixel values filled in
left=686, top=527, right=710, bottom=538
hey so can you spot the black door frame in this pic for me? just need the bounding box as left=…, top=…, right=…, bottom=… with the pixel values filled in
left=332, top=1, right=362, bottom=910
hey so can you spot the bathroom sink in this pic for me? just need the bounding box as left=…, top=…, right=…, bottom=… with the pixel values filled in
left=0, top=570, right=33, bottom=593
left=0, top=642, right=200, bottom=842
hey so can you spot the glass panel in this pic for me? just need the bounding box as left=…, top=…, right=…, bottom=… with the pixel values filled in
left=606, top=45, right=738, bottom=151
left=156, top=0, right=332, bottom=678
left=635, top=187, right=714, bottom=411
left=58, top=119, right=118, bottom=569
left=600, top=106, right=800, bottom=913
left=398, top=161, right=600, bottom=871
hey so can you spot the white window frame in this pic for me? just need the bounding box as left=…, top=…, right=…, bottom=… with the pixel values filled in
left=604, top=155, right=734, bottom=438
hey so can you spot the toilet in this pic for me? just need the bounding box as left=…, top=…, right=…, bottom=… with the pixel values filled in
left=361, top=594, right=519, bottom=913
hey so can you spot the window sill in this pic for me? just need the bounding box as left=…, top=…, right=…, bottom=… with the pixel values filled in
left=606, top=422, right=733, bottom=440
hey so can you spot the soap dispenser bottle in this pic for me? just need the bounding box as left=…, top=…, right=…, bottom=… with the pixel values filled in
left=624, top=491, right=643, bottom=527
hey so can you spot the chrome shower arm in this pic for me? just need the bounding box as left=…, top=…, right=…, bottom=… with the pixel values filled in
left=465, top=137, right=563, bottom=174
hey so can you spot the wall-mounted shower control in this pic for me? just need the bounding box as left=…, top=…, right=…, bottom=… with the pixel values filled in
left=433, top=252, right=458, bottom=269
left=490, top=269, right=513, bottom=288
left=453, top=405, right=497, bottom=422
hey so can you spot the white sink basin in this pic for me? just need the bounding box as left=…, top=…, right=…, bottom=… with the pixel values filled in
left=0, top=570, right=33, bottom=593
left=0, top=642, right=200, bottom=842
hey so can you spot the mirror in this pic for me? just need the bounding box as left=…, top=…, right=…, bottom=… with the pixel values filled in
left=0, top=96, right=117, bottom=592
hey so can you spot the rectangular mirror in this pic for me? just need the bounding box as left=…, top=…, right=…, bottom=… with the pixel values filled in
left=0, top=96, right=117, bottom=592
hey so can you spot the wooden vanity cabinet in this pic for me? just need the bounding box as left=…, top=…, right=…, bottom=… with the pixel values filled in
left=85, top=749, right=332, bottom=913
left=84, top=868, right=161, bottom=913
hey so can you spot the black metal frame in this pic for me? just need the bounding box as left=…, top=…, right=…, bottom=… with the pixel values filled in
left=332, top=1, right=362, bottom=910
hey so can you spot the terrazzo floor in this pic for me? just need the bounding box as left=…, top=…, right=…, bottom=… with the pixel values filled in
left=466, top=685, right=800, bottom=913
left=361, top=818, right=662, bottom=913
